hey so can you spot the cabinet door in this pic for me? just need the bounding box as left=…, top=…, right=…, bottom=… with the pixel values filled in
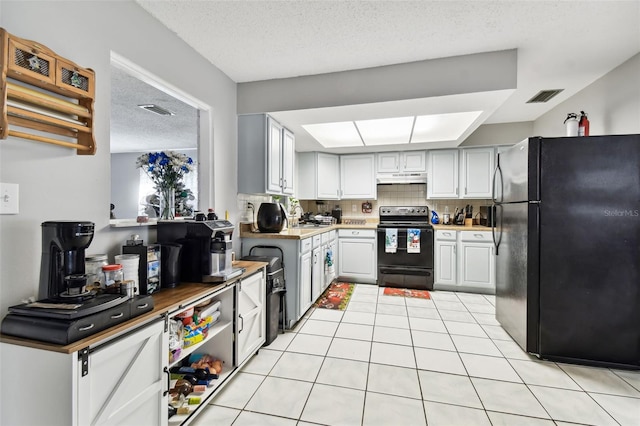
left=237, top=271, right=266, bottom=364
left=377, top=152, right=400, bottom=173
left=340, top=154, right=376, bottom=199
left=458, top=242, right=495, bottom=291
left=317, top=153, right=340, bottom=199
left=428, top=150, right=459, bottom=198
left=325, top=240, right=337, bottom=289
left=338, top=238, right=376, bottom=280
left=311, top=247, right=322, bottom=302
left=461, top=148, right=495, bottom=199
left=402, top=151, right=426, bottom=172
left=282, top=128, right=295, bottom=195
left=267, top=117, right=283, bottom=194
left=435, top=240, right=457, bottom=286
left=299, top=251, right=313, bottom=315
left=77, top=320, right=167, bottom=426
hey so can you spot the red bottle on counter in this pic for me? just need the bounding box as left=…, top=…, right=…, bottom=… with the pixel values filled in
left=578, top=111, right=590, bottom=136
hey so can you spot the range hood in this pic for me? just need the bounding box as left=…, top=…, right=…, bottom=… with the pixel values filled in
left=376, top=172, right=428, bottom=184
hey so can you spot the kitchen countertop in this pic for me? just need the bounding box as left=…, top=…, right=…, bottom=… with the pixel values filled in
left=432, top=224, right=493, bottom=231
left=239, top=222, right=378, bottom=240
left=240, top=222, right=492, bottom=239
left=0, top=260, right=268, bottom=354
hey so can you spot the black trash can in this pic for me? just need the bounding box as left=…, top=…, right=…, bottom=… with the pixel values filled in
left=241, top=254, right=285, bottom=346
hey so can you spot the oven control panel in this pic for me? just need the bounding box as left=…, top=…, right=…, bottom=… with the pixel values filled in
left=379, top=206, right=429, bottom=216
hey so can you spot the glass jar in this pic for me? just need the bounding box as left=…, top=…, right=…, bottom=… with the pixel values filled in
left=102, top=264, right=124, bottom=291
left=85, top=254, right=108, bottom=291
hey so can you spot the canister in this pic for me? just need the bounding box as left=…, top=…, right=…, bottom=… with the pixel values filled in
left=102, top=264, right=124, bottom=291
left=85, top=254, right=108, bottom=290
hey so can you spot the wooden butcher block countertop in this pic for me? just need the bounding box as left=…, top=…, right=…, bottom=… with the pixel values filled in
left=0, top=260, right=267, bottom=354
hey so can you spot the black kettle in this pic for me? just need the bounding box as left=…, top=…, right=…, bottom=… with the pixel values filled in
left=257, top=202, right=287, bottom=233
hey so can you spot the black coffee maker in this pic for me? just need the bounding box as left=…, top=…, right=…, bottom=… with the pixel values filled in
left=39, top=221, right=95, bottom=300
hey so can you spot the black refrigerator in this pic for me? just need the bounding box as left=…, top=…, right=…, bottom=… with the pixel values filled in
left=493, top=135, right=640, bottom=369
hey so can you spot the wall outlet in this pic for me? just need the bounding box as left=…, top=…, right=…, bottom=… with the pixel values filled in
left=0, top=183, right=19, bottom=215
left=351, top=204, right=357, bottom=212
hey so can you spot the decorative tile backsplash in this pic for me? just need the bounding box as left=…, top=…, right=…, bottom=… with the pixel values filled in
left=298, top=184, right=492, bottom=220
left=240, top=184, right=492, bottom=222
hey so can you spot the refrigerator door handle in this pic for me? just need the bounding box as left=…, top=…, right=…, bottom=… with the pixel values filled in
left=492, top=204, right=503, bottom=255
left=492, top=160, right=503, bottom=203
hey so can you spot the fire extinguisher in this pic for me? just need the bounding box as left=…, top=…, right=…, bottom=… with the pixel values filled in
left=578, top=111, right=590, bottom=136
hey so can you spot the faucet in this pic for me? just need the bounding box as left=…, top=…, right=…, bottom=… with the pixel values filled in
left=291, top=204, right=304, bottom=227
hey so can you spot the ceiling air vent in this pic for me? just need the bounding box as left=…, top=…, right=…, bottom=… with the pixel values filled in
left=526, top=89, right=564, bottom=103
left=138, top=104, right=175, bottom=116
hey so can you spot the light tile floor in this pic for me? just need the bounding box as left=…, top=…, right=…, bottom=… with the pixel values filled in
left=195, top=284, right=640, bottom=426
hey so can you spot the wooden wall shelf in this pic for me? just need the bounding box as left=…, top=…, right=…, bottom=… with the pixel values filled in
left=0, top=28, right=96, bottom=155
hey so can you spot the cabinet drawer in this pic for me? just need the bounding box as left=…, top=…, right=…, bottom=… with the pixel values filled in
left=312, top=235, right=322, bottom=248
left=328, top=230, right=336, bottom=240
left=436, top=230, right=457, bottom=241
left=321, top=231, right=330, bottom=244
left=301, top=238, right=312, bottom=253
left=459, top=231, right=492, bottom=243
left=338, top=229, right=376, bottom=239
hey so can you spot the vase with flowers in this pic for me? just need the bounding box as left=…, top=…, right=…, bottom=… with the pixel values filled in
left=137, top=151, right=194, bottom=220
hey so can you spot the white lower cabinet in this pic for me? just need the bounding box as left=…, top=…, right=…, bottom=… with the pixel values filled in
left=435, top=230, right=457, bottom=286
left=458, top=234, right=495, bottom=291
left=338, top=229, right=377, bottom=283
left=311, top=246, right=322, bottom=301
left=434, top=230, right=495, bottom=293
left=78, top=319, right=168, bottom=426
left=236, top=270, right=266, bottom=365
left=0, top=318, right=168, bottom=426
left=1, top=270, right=267, bottom=426
left=299, top=248, right=313, bottom=317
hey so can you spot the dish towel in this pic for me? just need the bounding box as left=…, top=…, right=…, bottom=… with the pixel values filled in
left=407, top=228, right=421, bottom=253
left=385, top=228, right=398, bottom=253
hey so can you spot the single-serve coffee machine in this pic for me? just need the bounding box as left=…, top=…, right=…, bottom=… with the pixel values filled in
left=158, top=218, right=244, bottom=283
left=39, top=220, right=95, bottom=300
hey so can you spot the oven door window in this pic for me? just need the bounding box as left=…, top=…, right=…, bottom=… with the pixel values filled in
left=377, top=228, right=434, bottom=268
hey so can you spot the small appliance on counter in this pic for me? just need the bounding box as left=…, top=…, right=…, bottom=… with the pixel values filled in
left=158, top=217, right=244, bottom=283
left=122, top=234, right=161, bottom=294
left=331, top=205, right=342, bottom=224
left=256, top=202, right=287, bottom=233
left=1, top=221, right=153, bottom=345
left=479, top=205, right=496, bottom=227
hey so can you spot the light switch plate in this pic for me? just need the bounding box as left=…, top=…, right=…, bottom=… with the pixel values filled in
left=0, top=183, right=19, bottom=214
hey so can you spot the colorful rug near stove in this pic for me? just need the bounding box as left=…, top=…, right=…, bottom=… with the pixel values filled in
left=383, top=287, right=431, bottom=299
left=315, top=282, right=355, bottom=310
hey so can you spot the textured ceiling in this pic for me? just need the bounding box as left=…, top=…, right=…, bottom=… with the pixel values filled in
left=120, top=0, right=640, bottom=153
left=110, top=66, right=198, bottom=154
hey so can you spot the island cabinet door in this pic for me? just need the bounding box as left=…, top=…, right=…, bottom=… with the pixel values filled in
left=77, top=319, right=168, bottom=426
left=237, top=270, right=266, bottom=365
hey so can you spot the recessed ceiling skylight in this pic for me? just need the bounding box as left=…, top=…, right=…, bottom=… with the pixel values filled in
left=412, top=111, right=483, bottom=142
left=301, top=110, right=484, bottom=148
left=356, top=116, right=414, bottom=145
left=302, top=121, right=363, bottom=148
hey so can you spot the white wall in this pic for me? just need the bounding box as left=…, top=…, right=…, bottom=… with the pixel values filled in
left=0, top=1, right=238, bottom=315
left=534, top=53, right=640, bottom=136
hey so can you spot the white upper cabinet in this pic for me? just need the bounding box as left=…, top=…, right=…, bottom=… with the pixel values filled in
left=297, top=152, right=340, bottom=200
left=460, top=147, right=495, bottom=199
left=340, top=154, right=376, bottom=199
left=427, top=147, right=495, bottom=199
left=377, top=151, right=426, bottom=174
left=238, top=114, right=295, bottom=196
left=266, top=118, right=284, bottom=193
left=282, top=128, right=295, bottom=195
left=427, top=149, right=459, bottom=198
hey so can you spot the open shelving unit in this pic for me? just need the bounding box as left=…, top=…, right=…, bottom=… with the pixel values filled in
left=0, top=28, right=96, bottom=154
left=167, top=285, right=236, bottom=425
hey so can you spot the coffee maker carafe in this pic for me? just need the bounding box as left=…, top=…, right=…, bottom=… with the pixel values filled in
left=39, top=221, right=95, bottom=300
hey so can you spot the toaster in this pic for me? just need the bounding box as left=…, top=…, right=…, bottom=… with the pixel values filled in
left=479, top=205, right=496, bottom=227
